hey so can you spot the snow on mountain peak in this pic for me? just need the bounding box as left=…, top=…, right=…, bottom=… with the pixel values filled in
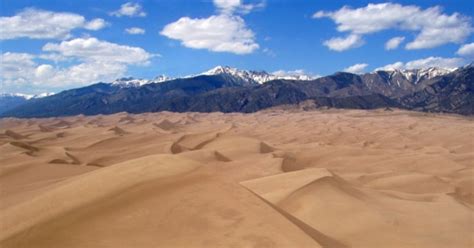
left=202, top=66, right=239, bottom=76
left=0, top=92, right=55, bottom=100
left=153, top=75, right=172, bottom=82
left=112, top=75, right=172, bottom=87
left=375, top=67, right=455, bottom=84
left=201, top=66, right=316, bottom=84
left=33, top=92, right=55, bottom=98
left=272, top=69, right=318, bottom=81
left=399, top=67, right=454, bottom=84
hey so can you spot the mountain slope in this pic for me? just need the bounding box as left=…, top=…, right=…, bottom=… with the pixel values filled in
left=2, top=75, right=247, bottom=117
left=0, top=93, right=54, bottom=114
left=2, top=65, right=472, bottom=117
left=400, top=65, right=474, bottom=115
left=201, top=66, right=316, bottom=85
left=0, top=94, right=29, bottom=114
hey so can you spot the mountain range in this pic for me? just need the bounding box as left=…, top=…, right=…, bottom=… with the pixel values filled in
left=1, top=64, right=472, bottom=117
left=0, top=93, right=54, bottom=114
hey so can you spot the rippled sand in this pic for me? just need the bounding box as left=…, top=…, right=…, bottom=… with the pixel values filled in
left=1, top=108, right=473, bottom=248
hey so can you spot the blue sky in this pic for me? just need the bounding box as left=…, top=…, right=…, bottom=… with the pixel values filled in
left=1, top=0, right=474, bottom=94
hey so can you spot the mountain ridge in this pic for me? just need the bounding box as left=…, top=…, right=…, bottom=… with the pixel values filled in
left=1, top=64, right=472, bottom=117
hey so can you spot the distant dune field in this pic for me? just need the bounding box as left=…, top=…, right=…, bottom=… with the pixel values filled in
left=0, top=109, right=473, bottom=248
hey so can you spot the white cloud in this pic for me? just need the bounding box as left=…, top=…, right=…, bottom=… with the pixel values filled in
left=375, top=57, right=465, bottom=71
left=375, top=62, right=405, bottom=71
left=1, top=52, right=127, bottom=92
left=1, top=53, right=37, bottom=86
left=161, top=15, right=259, bottom=54
left=456, top=43, right=474, bottom=58
left=272, top=69, right=320, bottom=79
left=213, top=0, right=264, bottom=15
left=385, top=36, right=405, bottom=50
left=42, top=37, right=151, bottom=64
left=84, top=18, right=108, bottom=31
left=111, top=2, right=146, bottom=17
left=404, top=57, right=465, bottom=69
left=323, top=34, right=364, bottom=51
left=161, top=0, right=262, bottom=55
left=38, top=53, right=69, bottom=62
left=35, top=64, right=55, bottom=78
left=314, top=3, right=473, bottom=50
left=125, top=27, right=146, bottom=35
left=0, top=8, right=107, bottom=40
left=1, top=38, right=154, bottom=93
left=344, top=63, right=368, bottom=74
left=262, top=48, right=276, bottom=57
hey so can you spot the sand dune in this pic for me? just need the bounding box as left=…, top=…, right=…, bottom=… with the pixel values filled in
left=3, top=130, right=27, bottom=140
left=154, top=119, right=178, bottom=131
left=108, top=126, right=129, bottom=136
left=0, top=108, right=472, bottom=247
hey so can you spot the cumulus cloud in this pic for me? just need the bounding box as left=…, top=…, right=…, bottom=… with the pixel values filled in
left=1, top=38, right=153, bottom=93
left=344, top=63, right=368, bottom=74
left=456, top=43, right=474, bottom=58
left=84, top=18, right=108, bottom=31
left=1, top=52, right=126, bottom=92
left=0, top=8, right=107, bottom=40
left=385, top=36, right=405, bottom=50
left=125, top=27, right=146, bottom=35
left=1, top=53, right=37, bottom=86
left=38, top=53, right=69, bottom=62
left=213, top=0, right=264, bottom=15
left=161, top=0, right=261, bottom=55
left=161, top=15, right=259, bottom=54
left=375, top=62, right=405, bottom=71
left=375, top=57, right=465, bottom=71
left=42, top=37, right=151, bottom=64
left=323, top=34, right=364, bottom=51
left=314, top=3, right=473, bottom=50
left=110, top=2, right=146, bottom=17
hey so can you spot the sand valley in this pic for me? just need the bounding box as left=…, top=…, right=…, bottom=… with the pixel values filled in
left=1, top=109, right=473, bottom=248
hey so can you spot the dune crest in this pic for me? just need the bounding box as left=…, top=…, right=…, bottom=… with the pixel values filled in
left=0, top=154, right=201, bottom=242
left=108, top=126, right=129, bottom=136
left=3, top=130, right=27, bottom=140
left=154, top=119, right=177, bottom=130
left=0, top=109, right=472, bottom=247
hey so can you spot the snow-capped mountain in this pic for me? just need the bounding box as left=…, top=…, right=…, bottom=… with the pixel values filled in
left=0, top=92, right=54, bottom=114
left=375, top=67, right=455, bottom=84
left=3, top=63, right=473, bottom=117
left=272, top=70, right=318, bottom=81
left=0, top=92, right=55, bottom=100
left=111, top=66, right=316, bottom=88
left=32, top=92, right=55, bottom=98
left=201, top=66, right=316, bottom=85
left=112, top=75, right=173, bottom=87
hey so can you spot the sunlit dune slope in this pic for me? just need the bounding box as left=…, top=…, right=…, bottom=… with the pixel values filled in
left=1, top=109, right=473, bottom=248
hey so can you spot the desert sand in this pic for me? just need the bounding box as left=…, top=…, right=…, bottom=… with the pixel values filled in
left=0, top=108, right=473, bottom=248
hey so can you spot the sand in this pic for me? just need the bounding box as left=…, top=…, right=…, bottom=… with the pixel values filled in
left=0, top=108, right=472, bottom=248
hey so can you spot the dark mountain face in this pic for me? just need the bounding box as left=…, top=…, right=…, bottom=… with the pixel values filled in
left=400, top=66, right=474, bottom=115
left=2, top=65, right=473, bottom=118
left=0, top=95, right=29, bottom=114
left=1, top=75, right=242, bottom=117
left=361, top=71, right=418, bottom=97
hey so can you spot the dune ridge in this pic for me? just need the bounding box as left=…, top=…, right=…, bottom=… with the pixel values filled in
left=0, top=108, right=472, bottom=247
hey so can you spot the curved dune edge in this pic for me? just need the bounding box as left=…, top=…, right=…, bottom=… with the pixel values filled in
left=241, top=168, right=348, bottom=247
left=200, top=135, right=276, bottom=160
left=242, top=167, right=473, bottom=248
left=241, top=168, right=335, bottom=203
left=0, top=154, right=201, bottom=242
left=0, top=109, right=472, bottom=247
